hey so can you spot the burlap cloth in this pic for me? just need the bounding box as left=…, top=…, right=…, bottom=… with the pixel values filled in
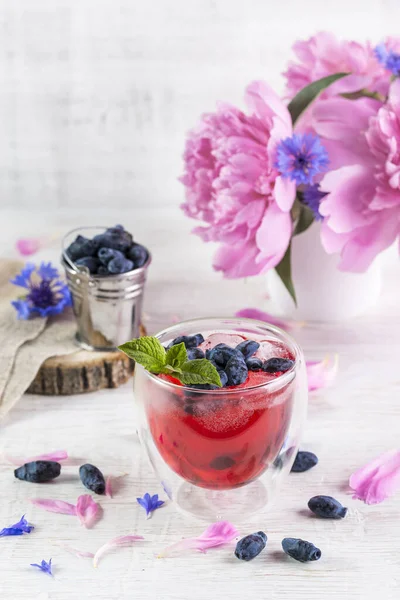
left=0, top=259, right=77, bottom=419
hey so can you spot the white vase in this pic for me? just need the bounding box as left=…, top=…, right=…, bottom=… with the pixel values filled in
left=267, top=223, right=382, bottom=321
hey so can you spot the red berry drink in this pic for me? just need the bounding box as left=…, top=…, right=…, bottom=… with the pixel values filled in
left=146, top=332, right=296, bottom=490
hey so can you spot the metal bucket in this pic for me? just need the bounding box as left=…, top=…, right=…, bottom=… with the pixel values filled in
left=62, top=227, right=151, bottom=351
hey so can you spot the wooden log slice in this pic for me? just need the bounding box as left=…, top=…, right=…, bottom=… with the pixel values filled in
left=27, top=350, right=134, bottom=395
left=27, top=323, right=146, bottom=395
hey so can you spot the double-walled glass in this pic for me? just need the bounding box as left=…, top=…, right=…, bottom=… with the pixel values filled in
left=134, top=317, right=307, bottom=521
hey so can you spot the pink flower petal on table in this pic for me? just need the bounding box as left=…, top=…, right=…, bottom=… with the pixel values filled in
left=6, top=450, right=68, bottom=466
left=16, top=234, right=58, bottom=256
left=105, top=473, right=128, bottom=498
left=158, top=521, right=239, bottom=558
left=234, top=308, right=302, bottom=331
left=16, top=237, right=45, bottom=256
left=105, top=476, right=113, bottom=498
left=30, top=498, right=77, bottom=516
left=93, top=535, right=144, bottom=568
left=349, top=450, right=400, bottom=505
left=306, top=355, right=338, bottom=392
left=76, top=495, right=100, bottom=529
left=54, top=542, right=94, bottom=559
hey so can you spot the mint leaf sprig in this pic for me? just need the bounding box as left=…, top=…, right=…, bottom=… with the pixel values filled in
left=118, top=336, right=222, bottom=388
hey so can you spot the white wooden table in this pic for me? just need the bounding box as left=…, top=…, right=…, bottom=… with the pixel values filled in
left=1, top=208, right=399, bottom=600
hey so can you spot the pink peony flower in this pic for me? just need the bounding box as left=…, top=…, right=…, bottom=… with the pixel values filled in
left=283, top=31, right=391, bottom=100
left=180, top=81, right=297, bottom=278
left=316, top=80, right=400, bottom=271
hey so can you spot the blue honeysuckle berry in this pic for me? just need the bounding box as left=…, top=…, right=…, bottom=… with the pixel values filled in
left=308, top=495, right=347, bottom=519
left=127, top=244, right=149, bottom=268
left=98, top=247, right=125, bottom=265
left=236, top=340, right=260, bottom=360
left=262, top=357, right=294, bottom=373
left=187, top=348, right=205, bottom=360
left=217, top=370, right=228, bottom=387
left=225, top=354, right=248, bottom=386
left=235, top=531, right=268, bottom=561
left=79, top=463, right=106, bottom=495
left=291, top=451, right=318, bottom=473
left=75, top=256, right=100, bottom=274
left=282, top=537, right=321, bottom=562
left=107, top=256, right=134, bottom=274
left=14, top=461, right=61, bottom=483
left=209, top=455, right=236, bottom=470
left=93, top=229, right=132, bottom=253
left=246, top=357, right=263, bottom=371
left=66, top=235, right=97, bottom=261
left=97, top=265, right=109, bottom=275
left=170, top=334, right=204, bottom=349
left=206, top=344, right=240, bottom=367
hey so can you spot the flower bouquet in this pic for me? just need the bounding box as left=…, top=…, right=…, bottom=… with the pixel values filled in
left=180, top=32, right=400, bottom=320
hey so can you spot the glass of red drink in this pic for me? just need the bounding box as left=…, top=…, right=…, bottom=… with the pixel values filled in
left=134, top=317, right=307, bottom=521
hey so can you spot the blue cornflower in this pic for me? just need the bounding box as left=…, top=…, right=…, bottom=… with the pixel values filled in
left=374, top=43, right=400, bottom=77
left=30, top=558, right=53, bottom=577
left=0, top=515, right=34, bottom=537
left=302, top=184, right=328, bottom=221
left=10, top=262, right=71, bottom=320
left=136, top=493, right=165, bottom=519
left=275, top=133, right=329, bottom=186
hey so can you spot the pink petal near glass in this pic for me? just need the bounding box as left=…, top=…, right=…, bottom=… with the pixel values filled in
left=306, top=355, right=338, bottom=392
left=349, top=449, right=400, bottom=505
left=158, top=521, right=239, bottom=558
left=76, top=495, right=100, bottom=529
left=234, top=308, right=302, bottom=331
left=93, top=535, right=144, bottom=568
left=30, top=498, right=77, bottom=516
left=6, top=450, right=68, bottom=466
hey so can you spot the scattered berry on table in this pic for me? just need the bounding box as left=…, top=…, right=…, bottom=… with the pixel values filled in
left=187, top=348, right=205, bottom=360
left=79, top=463, right=106, bottom=495
left=234, top=531, right=268, bottom=561
left=127, top=244, right=149, bottom=268
left=262, top=357, right=294, bottom=373
left=75, top=257, right=100, bottom=274
left=246, top=357, right=263, bottom=371
left=98, top=247, right=125, bottom=265
left=308, top=495, right=347, bottom=519
left=236, top=340, right=260, bottom=360
left=66, top=235, right=97, bottom=261
left=225, top=354, right=248, bottom=386
left=14, top=461, right=61, bottom=483
left=282, top=537, right=321, bottom=562
left=107, top=256, right=134, bottom=274
left=291, top=451, right=318, bottom=473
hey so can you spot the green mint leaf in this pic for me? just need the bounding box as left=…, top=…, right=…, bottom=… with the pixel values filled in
left=118, top=336, right=166, bottom=373
left=288, top=73, right=348, bottom=124
left=165, top=342, right=187, bottom=370
left=178, top=359, right=222, bottom=387
left=275, top=243, right=297, bottom=306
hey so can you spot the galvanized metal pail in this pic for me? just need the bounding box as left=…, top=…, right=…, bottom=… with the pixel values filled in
left=62, top=227, right=151, bottom=351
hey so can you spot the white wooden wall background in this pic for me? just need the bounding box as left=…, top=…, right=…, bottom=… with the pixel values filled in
left=0, top=0, right=400, bottom=212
